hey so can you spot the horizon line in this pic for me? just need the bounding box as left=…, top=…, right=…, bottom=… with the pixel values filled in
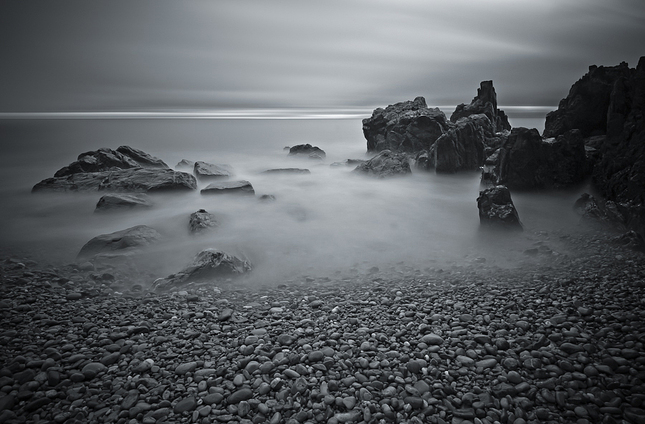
left=0, top=106, right=556, bottom=120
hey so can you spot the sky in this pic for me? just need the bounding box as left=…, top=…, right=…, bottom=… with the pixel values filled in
left=1, top=0, right=644, bottom=113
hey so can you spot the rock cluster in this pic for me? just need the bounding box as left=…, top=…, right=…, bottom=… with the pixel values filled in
left=353, top=150, right=411, bottom=178
left=1, top=228, right=644, bottom=424
left=450, top=80, right=511, bottom=133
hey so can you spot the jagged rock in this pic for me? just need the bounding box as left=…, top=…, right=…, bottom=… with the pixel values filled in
left=189, top=209, right=218, bottom=234
left=54, top=146, right=168, bottom=177
left=151, top=249, right=251, bottom=292
left=115, top=146, right=169, bottom=169
left=200, top=180, right=255, bottom=195
left=477, top=186, right=522, bottom=231
left=362, top=97, right=450, bottom=153
left=77, top=225, right=161, bottom=260
left=450, top=81, right=511, bottom=133
left=353, top=150, right=411, bottom=178
left=33, top=168, right=197, bottom=193
left=611, top=230, right=645, bottom=251
left=175, top=159, right=195, bottom=170
left=433, top=114, right=490, bottom=173
left=493, top=127, right=587, bottom=189
left=573, top=193, right=625, bottom=228
left=193, top=161, right=234, bottom=181
left=261, top=168, right=311, bottom=174
left=288, top=144, right=326, bottom=159
left=544, top=62, right=632, bottom=138
left=95, top=193, right=153, bottom=212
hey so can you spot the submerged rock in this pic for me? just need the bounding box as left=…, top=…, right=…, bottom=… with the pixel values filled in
left=193, top=161, right=234, bottom=180
left=261, top=168, right=311, bottom=174
left=353, top=150, right=411, bottom=178
left=95, top=193, right=153, bottom=212
left=288, top=144, right=326, bottom=159
left=152, top=249, right=252, bottom=291
left=33, top=168, right=197, bottom=193
left=77, top=225, right=162, bottom=260
left=200, top=180, right=255, bottom=195
left=477, top=185, right=522, bottom=231
left=189, top=209, right=218, bottom=234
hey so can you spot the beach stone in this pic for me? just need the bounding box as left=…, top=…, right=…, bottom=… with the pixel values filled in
left=228, top=388, right=253, bottom=404
left=173, top=396, right=197, bottom=414
left=81, top=362, right=106, bottom=379
left=421, top=334, right=444, bottom=345
left=175, top=362, right=198, bottom=375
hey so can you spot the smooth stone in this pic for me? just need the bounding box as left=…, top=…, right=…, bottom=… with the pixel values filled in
left=175, top=362, right=198, bottom=375
left=173, top=396, right=197, bottom=413
left=228, top=388, right=253, bottom=404
left=421, top=334, right=444, bottom=345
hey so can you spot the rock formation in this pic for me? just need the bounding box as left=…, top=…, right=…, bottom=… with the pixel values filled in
left=189, top=209, right=218, bottom=234
left=175, top=159, right=195, bottom=170
left=200, top=180, right=255, bottom=196
left=151, top=249, right=251, bottom=291
left=353, top=150, right=411, bottom=178
left=288, top=144, right=326, bottom=159
left=193, top=161, right=234, bottom=180
left=77, top=225, right=161, bottom=261
left=450, top=80, right=511, bottom=133
left=476, top=186, right=522, bottom=231
left=95, top=193, right=153, bottom=212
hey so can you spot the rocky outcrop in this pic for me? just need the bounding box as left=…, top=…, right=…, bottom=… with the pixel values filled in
left=175, top=159, right=195, bottom=170
left=189, top=209, right=218, bottom=234
left=288, top=144, right=326, bottom=159
left=450, top=81, right=511, bottom=133
left=353, top=150, right=411, bottom=178
left=363, top=97, right=449, bottom=153
left=33, top=168, right=197, bottom=193
left=53, top=146, right=168, bottom=177
left=95, top=193, right=153, bottom=212
left=544, top=62, right=633, bottom=138
left=115, top=146, right=169, bottom=169
left=77, top=225, right=161, bottom=260
left=431, top=114, right=491, bottom=173
left=193, top=161, right=234, bottom=181
left=151, top=249, right=251, bottom=292
left=200, top=180, right=255, bottom=195
left=573, top=193, right=624, bottom=227
left=476, top=186, right=522, bottom=231
left=491, top=127, right=587, bottom=189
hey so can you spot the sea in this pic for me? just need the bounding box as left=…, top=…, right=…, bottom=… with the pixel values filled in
left=0, top=107, right=592, bottom=286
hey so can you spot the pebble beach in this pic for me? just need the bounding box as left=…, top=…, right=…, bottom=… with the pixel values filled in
left=1, top=228, right=645, bottom=424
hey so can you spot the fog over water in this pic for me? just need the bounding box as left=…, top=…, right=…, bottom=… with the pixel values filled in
left=0, top=112, right=590, bottom=286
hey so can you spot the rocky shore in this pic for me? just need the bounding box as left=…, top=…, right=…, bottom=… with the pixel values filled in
left=1, top=226, right=644, bottom=424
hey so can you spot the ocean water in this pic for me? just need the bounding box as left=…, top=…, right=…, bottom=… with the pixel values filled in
left=0, top=110, right=591, bottom=286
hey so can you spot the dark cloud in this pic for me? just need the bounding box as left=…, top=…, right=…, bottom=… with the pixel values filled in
left=1, top=0, right=644, bottom=113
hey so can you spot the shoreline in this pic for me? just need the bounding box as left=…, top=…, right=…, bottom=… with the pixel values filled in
left=1, top=226, right=645, bottom=423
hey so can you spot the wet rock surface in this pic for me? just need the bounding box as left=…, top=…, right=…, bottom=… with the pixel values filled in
left=477, top=185, right=523, bottom=231
left=353, top=150, right=411, bottom=178
left=95, top=193, right=153, bottom=212
left=1, top=228, right=644, bottom=423
left=200, top=181, right=255, bottom=196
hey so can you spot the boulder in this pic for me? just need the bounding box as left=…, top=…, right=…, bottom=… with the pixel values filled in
left=261, top=168, right=311, bottom=174
left=115, top=146, right=169, bottom=169
left=151, top=249, right=252, bottom=292
left=476, top=186, right=522, bottom=231
left=54, top=146, right=168, bottom=177
left=573, top=193, right=625, bottom=228
left=330, top=159, right=366, bottom=167
left=450, top=80, right=511, bottom=133
left=288, top=144, right=326, bottom=159
left=193, top=161, right=234, bottom=180
left=432, top=114, right=490, bottom=173
left=175, top=159, right=195, bottom=170
left=77, top=225, right=162, bottom=260
left=95, top=193, right=153, bottom=212
left=353, top=150, right=411, bottom=178
left=33, top=168, right=197, bottom=193
left=492, top=127, right=587, bottom=189
left=189, top=209, right=218, bottom=234
left=544, top=62, right=632, bottom=138
left=362, top=97, right=450, bottom=153
left=200, top=180, right=255, bottom=195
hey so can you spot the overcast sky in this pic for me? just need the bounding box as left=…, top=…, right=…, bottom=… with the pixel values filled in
left=1, top=0, right=644, bottom=113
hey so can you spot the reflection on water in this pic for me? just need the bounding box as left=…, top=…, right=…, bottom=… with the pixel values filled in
left=0, top=115, right=590, bottom=286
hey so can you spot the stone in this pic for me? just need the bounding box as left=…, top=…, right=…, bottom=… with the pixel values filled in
left=77, top=225, right=161, bottom=260
left=50, top=146, right=165, bottom=178
left=175, top=362, right=198, bottom=375
left=353, top=150, right=411, bottom=178
left=288, top=144, right=326, bottom=158
left=175, top=159, right=195, bottom=170
left=262, top=168, right=311, bottom=174
left=193, top=161, right=234, bottom=181
left=451, top=80, right=511, bottom=133
left=95, top=193, right=153, bottom=212
left=420, top=334, right=444, bottom=345
left=81, top=362, right=106, bottom=379
left=151, top=249, right=251, bottom=291
left=432, top=114, right=490, bottom=173
left=115, top=146, right=169, bottom=169
left=188, top=209, right=218, bottom=234
left=173, top=396, right=197, bottom=413
left=200, top=180, right=255, bottom=195
left=477, top=185, right=522, bottom=231
left=228, top=388, right=253, bottom=404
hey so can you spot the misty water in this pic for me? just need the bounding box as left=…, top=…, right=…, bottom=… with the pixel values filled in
left=0, top=112, right=592, bottom=287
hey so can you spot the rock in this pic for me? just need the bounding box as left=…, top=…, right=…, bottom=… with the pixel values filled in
left=353, top=150, right=411, bottom=178
left=363, top=97, right=450, bottom=153
left=573, top=193, right=625, bottom=229
left=77, top=225, right=162, bottom=260
left=51, top=146, right=167, bottom=177
left=450, top=80, right=511, bottom=133
left=175, top=159, right=195, bottom=170
left=193, top=161, right=234, bottom=181
left=228, top=388, right=253, bottom=404
left=261, top=168, right=311, bottom=174
left=33, top=168, right=197, bottom=193
left=152, top=249, right=252, bottom=291
left=188, top=209, right=218, bottom=234
left=492, top=127, right=587, bottom=189
left=611, top=230, right=645, bottom=251
left=477, top=185, right=522, bottom=231
left=432, top=114, right=490, bottom=173
left=288, top=144, right=326, bottom=159
left=173, top=396, right=197, bottom=414
left=81, top=362, right=107, bottom=379
left=420, top=334, right=444, bottom=345
left=200, top=180, right=255, bottom=196
left=95, top=193, right=153, bottom=212
left=544, top=62, right=632, bottom=138
left=116, top=146, right=169, bottom=169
